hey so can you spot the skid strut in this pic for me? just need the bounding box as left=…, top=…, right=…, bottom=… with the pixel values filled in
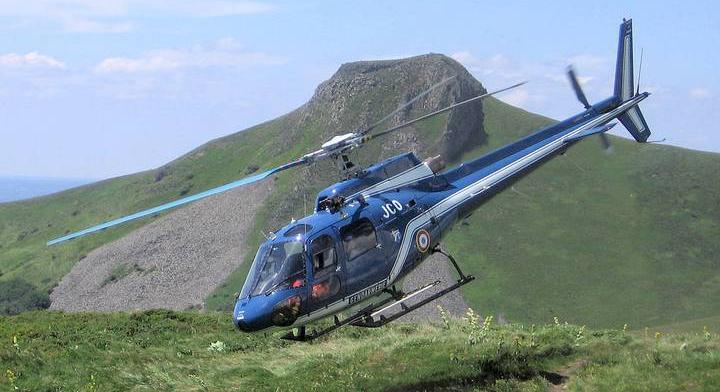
left=281, top=246, right=474, bottom=341
left=352, top=245, right=474, bottom=328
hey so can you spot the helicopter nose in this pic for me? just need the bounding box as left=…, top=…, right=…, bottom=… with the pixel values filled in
left=233, top=300, right=256, bottom=332
left=233, top=298, right=272, bottom=333
left=234, top=318, right=253, bottom=332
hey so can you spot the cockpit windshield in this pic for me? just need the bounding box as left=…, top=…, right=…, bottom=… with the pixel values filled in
left=240, top=240, right=306, bottom=299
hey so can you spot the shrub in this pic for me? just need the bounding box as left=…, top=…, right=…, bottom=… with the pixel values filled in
left=154, top=168, right=167, bottom=182
left=245, top=165, right=260, bottom=175
left=0, top=278, right=51, bottom=315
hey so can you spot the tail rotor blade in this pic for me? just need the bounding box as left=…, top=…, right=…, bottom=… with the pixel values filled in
left=363, top=75, right=456, bottom=134
left=567, top=66, right=591, bottom=109
left=599, top=133, right=612, bottom=151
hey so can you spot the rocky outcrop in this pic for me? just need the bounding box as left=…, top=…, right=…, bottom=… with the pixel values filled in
left=309, top=53, right=487, bottom=162
left=50, top=183, right=272, bottom=311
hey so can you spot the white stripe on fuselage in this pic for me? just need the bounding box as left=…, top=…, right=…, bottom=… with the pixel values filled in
left=346, top=162, right=435, bottom=200
left=387, top=96, right=645, bottom=283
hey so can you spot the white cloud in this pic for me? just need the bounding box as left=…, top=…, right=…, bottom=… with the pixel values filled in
left=451, top=52, right=515, bottom=78
left=498, top=88, right=530, bottom=107
left=94, top=38, right=285, bottom=73
left=0, top=52, right=66, bottom=69
left=161, top=1, right=276, bottom=17
left=565, top=54, right=608, bottom=69
left=689, top=87, right=712, bottom=100
left=0, top=0, right=276, bottom=17
left=0, top=0, right=275, bottom=33
left=451, top=50, right=623, bottom=118
left=61, top=16, right=135, bottom=33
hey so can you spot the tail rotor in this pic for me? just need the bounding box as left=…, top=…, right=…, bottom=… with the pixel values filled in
left=566, top=65, right=612, bottom=151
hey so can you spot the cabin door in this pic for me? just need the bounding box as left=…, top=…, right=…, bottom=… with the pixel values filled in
left=306, top=229, right=346, bottom=312
left=338, top=216, right=387, bottom=294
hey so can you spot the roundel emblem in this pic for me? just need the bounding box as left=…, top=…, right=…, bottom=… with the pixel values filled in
left=415, top=229, right=431, bottom=253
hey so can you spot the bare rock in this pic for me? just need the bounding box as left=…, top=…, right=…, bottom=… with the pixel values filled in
left=50, top=182, right=272, bottom=312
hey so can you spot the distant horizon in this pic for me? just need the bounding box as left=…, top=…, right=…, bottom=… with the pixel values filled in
left=0, top=175, right=95, bottom=202
left=2, top=0, right=717, bottom=179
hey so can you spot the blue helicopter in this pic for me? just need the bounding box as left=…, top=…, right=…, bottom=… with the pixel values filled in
left=50, top=19, right=652, bottom=341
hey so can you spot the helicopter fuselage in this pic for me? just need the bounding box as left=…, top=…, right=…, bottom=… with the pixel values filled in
left=233, top=91, right=650, bottom=333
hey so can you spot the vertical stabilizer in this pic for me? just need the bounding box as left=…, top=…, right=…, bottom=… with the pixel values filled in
left=613, top=18, right=652, bottom=142
left=614, top=19, right=635, bottom=102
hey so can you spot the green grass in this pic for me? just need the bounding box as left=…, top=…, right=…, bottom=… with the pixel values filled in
left=1, top=310, right=718, bottom=391
left=644, top=316, right=720, bottom=335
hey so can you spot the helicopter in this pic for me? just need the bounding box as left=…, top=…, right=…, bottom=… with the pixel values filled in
left=49, top=19, right=652, bottom=341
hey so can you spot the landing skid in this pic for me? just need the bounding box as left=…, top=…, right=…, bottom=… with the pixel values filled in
left=281, top=246, right=474, bottom=341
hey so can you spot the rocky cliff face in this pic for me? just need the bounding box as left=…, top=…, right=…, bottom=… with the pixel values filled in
left=308, top=53, right=487, bottom=161
left=50, top=54, right=488, bottom=315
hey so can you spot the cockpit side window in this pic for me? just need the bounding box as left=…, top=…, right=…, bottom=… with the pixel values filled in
left=340, top=218, right=377, bottom=260
left=310, top=235, right=336, bottom=277
left=242, top=241, right=306, bottom=298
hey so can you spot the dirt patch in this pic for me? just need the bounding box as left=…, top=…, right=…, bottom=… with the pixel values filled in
left=545, top=359, right=588, bottom=391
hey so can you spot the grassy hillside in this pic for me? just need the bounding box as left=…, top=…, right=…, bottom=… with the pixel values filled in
left=2, top=310, right=719, bottom=391
left=0, top=114, right=317, bottom=312
left=1, top=54, right=719, bottom=332
left=444, top=98, right=720, bottom=329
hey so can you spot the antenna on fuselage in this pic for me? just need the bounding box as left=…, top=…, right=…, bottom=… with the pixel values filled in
left=636, top=47, right=644, bottom=96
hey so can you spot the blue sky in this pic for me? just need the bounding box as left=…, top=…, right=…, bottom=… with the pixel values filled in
left=0, top=0, right=717, bottom=179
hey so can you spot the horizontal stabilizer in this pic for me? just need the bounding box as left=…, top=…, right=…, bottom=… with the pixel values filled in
left=564, top=123, right=616, bottom=143
left=618, top=105, right=651, bottom=142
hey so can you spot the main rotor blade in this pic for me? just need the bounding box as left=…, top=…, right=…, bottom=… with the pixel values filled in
left=363, top=75, right=456, bottom=135
left=367, top=81, right=527, bottom=140
left=47, top=158, right=307, bottom=246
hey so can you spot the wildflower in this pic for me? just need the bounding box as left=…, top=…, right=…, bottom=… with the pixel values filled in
left=464, top=308, right=479, bottom=329
left=207, top=341, right=226, bottom=352
left=6, top=369, right=18, bottom=390
left=482, top=315, right=493, bottom=331
left=575, top=325, right=586, bottom=346
left=437, top=305, right=451, bottom=330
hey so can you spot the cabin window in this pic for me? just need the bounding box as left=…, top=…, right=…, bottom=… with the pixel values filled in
left=311, top=275, right=341, bottom=302
left=340, top=218, right=377, bottom=260
left=284, top=224, right=313, bottom=237
left=310, top=235, right=337, bottom=277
